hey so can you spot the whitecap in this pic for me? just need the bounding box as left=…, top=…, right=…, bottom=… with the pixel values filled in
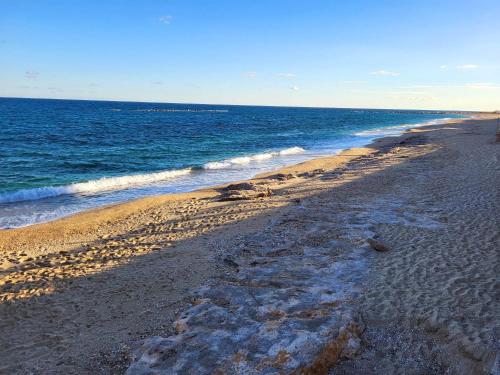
left=0, top=168, right=192, bottom=204
left=202, top=147, right=306, bottom=170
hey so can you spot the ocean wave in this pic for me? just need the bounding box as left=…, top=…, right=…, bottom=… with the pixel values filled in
left=0, top=168, right=192, bottom=204
left=354, top=117, right=455, bottom=137
left=203, top=146, right=305, bottom=170
left=0, top=147, right=306, bottom=204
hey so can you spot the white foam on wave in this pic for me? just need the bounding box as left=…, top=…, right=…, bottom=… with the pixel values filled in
left=1, top=147, right=306, bottom=204
left=203, top=146, right=305, bottom=170
left=0, top=168, right=192, bottom=204
left=354, top=117, right=456, bottom=137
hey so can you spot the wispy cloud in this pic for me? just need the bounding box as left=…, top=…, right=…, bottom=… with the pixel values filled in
left=25, top=70, right=39, bottom=80
left=243, top=71, right=257, bottom=78
left=276, top=72, right=296, bottom=78
left=401, top=83, right=500, bottom=90
left=456, top=64, right=478, bottom=70
left=371, top=70, right=400, bottom=77
left=289, top=85, right=300, bottom=91
left=400, top=85, right=436, bottom=89
left=342, top=80, right=367, bottom=84
left=440, top=64, right=479, bottom=71
left=159, top=15, right=173, bottom=25
left=153, top=81, right=163, bottom=85
left=463, top=82, right=500, bottom=90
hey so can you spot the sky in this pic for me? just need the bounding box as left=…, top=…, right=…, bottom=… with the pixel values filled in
left=1, top=0, right=499, bottom=111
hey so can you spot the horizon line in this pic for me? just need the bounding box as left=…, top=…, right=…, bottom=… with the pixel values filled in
left=0, top=95, right=492, bottom=114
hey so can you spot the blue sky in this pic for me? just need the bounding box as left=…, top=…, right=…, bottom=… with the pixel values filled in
left=1, top=0, right=499, bottom=110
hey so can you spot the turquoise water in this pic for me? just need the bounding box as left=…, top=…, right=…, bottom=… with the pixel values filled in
left=0, top=98, right=464, bottom=228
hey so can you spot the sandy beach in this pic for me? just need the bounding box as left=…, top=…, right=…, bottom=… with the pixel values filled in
left=1, top=115, right=499, bottom=374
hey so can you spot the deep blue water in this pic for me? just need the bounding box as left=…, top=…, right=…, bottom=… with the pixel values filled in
left=0, top=98, right=464, bottom=228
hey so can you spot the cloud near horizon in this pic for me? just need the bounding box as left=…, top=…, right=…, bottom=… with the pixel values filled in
left=371, top=70, right=400, bottom=77
left=276, top=73, right=296, bottom=78
left=402, top=83, right=500, bottom=90
left=463, top=82, right=500, bottom=90
left=289, top=85, right=300, bottom=91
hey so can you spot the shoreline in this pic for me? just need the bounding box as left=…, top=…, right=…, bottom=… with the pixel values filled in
left=0, top=114, right=498, bottom=374
left=0, top=115, right=470, bottom=232
left=0, top=113, right=472, bottom=231
left=0, top=117, right=459, bottom=242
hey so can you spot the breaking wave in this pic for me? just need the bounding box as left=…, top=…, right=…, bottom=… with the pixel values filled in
left=0, top=168, right=193, bottom=204
left=0, top=146, right=306, bottom=204
left=203, top=147, right=305, bottom=170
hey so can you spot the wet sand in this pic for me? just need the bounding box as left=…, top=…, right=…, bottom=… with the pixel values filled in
left=0, top=115, right=498, bottom=374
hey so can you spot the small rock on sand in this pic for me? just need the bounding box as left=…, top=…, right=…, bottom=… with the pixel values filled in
left=367, top=238, right=391, bottom=252
left=223, top=257, right=239, bottom=269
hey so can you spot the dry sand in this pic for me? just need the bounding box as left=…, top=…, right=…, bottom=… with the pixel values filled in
left=0, top=115, right=498, bottom=374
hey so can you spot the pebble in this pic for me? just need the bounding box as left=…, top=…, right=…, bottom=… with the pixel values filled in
left=367, top=237, right=391, bottom=252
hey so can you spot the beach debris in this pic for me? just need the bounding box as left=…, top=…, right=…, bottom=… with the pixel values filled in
left=367, top=237, right=391, bottom=252
left=218, top=182, right=272, bottom=201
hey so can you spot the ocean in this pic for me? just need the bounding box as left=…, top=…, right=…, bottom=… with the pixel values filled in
left=0, top=98, right=465, bottom=228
